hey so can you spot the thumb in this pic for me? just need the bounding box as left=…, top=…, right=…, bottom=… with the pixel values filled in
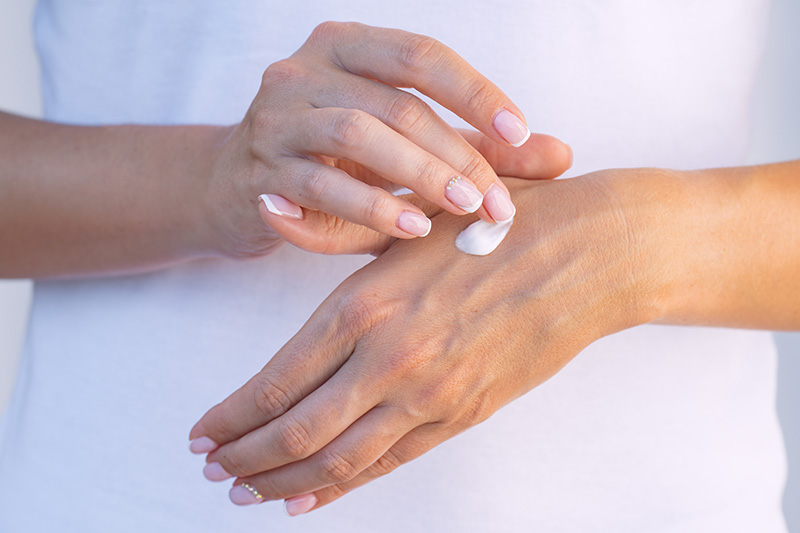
left=458, top=129, right=573, bottom=180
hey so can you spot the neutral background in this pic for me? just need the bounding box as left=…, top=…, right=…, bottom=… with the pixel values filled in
left=0, top=0, right=798, bottom=528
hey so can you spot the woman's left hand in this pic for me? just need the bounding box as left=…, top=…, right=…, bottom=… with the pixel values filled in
left=189, top=169, right=680, bottom=512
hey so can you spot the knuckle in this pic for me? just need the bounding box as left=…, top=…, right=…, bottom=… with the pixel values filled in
left=414, top=157, right=445, bottom=190
left=252, top=375, right=294, bottom=418
left=369, top=449, right=404, bottom=477
left=398, top=34, right=443, bottom=72
left=463, top=77, right=498, bottom=114
left=320, top=451, right=359, bottom=484
left=336, top=289, right=397, bottom=339
left=331, top=109, right=372, bottom=149
left=298, top=165, right=331, bottom=204
left=275, top=418, right=314, bottom=459
left=248, top=105, right=275, bottom=138
left=387, top=93, right=428, bottom=133
left=425, top=378, right=461, bottom=414
left=361, top=190, right=393, bottom=227
left=386, top=336, right=443, bottom=378
left=261, top=59, right=306, bottom=88
left=458, top=151, right=493, bottom=183
left=338, top=291, right=378, bottom=335
left=309, top=20, right=346, bottom=43
left=460, top=390, right=496, bottom=428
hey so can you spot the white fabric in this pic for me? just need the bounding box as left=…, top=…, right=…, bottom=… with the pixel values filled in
left=0, top=1, right=787, bottom=531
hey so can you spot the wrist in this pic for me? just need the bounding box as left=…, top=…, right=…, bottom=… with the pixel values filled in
left=190, top=124, right=252, bottom=259
left=647, top=165, right=760, bottom=327
left=572, top=168, right=696, bottom=332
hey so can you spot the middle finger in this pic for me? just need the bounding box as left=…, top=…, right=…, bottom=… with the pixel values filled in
left=308, top=68, right=516, bottom=223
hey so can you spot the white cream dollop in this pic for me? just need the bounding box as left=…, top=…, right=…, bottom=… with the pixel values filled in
left=455, top=219, right=513, bottom=256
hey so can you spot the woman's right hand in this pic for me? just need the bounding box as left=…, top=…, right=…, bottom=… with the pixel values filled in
left=203, top=21, right=572, bottom=258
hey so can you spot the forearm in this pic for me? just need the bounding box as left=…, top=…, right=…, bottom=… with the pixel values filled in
left=632, top=161, right=800, bottom=330
left=0, top=111, right=231, bottom=278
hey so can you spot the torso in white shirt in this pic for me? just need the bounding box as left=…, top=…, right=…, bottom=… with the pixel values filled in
left=0, top=1, right=786, bottom=531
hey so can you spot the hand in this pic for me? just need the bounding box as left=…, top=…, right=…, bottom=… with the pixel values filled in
left=202, top=21, right=571, bottom=258
left=190, top=170, right=671, bottom=512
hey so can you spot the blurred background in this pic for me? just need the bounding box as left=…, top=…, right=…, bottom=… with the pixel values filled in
left=1, top=0, right=798, bottom=528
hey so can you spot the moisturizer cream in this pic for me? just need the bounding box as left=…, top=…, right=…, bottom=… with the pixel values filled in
left=455, top=219, right=513, bottom=256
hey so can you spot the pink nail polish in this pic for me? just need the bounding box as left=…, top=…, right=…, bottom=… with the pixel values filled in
left=189, top=436, right=219, bottom=454
left=203, top=462, right=233, bottom=482
left=493, top=109, right=531, bottom=148
left=229, top=483, right=264, bottom=506
left=284, top=494, right=318, bottom=516
left=482, top=184, right=516, bottom=223
left=396, top=211, right=431, bottom=237
left=259, top=194, right=303, bottom=220
left=445, top=176, right=483, bottom=213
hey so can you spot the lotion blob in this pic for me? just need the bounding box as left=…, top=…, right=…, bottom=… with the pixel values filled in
left=455, top=219, right=513, bottom=256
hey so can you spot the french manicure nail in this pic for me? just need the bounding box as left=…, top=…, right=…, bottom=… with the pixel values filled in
left=396, top=211, right=431, bottom=237
left=203, top=462, right=233, bottom=482
left=284, top=494, right=318, bottom=516
left=189, top=436, right=219, bottom=454
left=258, top=194, right=303, bottom=220
left=445, top=176, right=483, bottom=213
left=229, top=483, right=264, bottom=506
left=493, top=109, right=531, bottom=148
left=482, top=184, right=516, bottom=223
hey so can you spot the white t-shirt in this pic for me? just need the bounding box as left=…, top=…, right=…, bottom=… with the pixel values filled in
left=0, top=1, right=787, bottom=531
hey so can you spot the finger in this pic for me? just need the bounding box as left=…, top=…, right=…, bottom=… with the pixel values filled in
left=303, top=22, right=533, bottom=148
left=257, top=190, right=444, bottom=256
left=289, top=423, right=445, bottom=513
left=226, top=405, right=416, bottom=505
left=308, top=71, right=508, bottom=221
left=189, top=295, right=359, bottom=446
left=458, top=129, right=574, bottom=179
left=266, top=158, right=432, bottom=239
left=290, top=107, right=515, bottom=222
left=206, top=362, right=381, bottom=478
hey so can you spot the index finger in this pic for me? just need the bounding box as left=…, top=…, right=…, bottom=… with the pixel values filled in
left=188, top=296, right=358, bottom=448
left=301, top=22, right=532, bottom=148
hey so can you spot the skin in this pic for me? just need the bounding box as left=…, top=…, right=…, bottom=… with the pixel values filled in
left=0, top=22, right=571, bottom=279
left=190, top=162, right=800, bottom=512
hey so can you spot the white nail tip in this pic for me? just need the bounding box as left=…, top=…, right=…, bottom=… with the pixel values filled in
left=461, top=199, right=483, bottom=214
left=420, top=220, right=432, bottom=237
left=510, top=128, right=531, bottom=148
left=258, top=194, right=302, bottom=220
left=455, top=219, right=513, bottom=256
left=258, top=194, right=281, bottom=216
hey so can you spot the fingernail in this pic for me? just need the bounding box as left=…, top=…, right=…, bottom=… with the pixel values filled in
left=396, top=211, right=431, bottom=237
left=445, top=176, right=483, bottom=213
left=258, top=194, right=303, bottom=220
left=284, top=494, right=318, bottom=517
left=482, top=184, right=516, bottom=223
left=203, top=462, right=233, bottom=482
left=189, top=437, right=219, bottom=454
left=229, top=483, right=264, bottom=506
left=566, top=144, right=574, bottom=169
left=493, top=109, right=531, bottom=148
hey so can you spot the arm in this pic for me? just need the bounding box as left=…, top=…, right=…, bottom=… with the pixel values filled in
left=654, top=161, right=800, bottom=329
left=0, top=22, right=572, bottom=279
left=190, top=160, right=800, bottom=512
left=0, top=112, right=227, bottom=278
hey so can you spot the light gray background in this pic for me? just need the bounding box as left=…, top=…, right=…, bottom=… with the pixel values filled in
left=0, top=0, right=797, bottom=528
